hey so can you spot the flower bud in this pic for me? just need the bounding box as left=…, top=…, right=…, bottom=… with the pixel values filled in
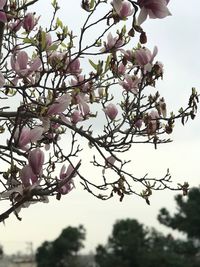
left=134, top=119, right=143, bottom=129
left=28, top=148, right=44, bottom=175
left=140, top=31, right=147, bottom=44
left=20, top=165, right=37, bottom=187
left=23, top=13, right=36, bottom=32
left=104, top=103, right=118, bottom=120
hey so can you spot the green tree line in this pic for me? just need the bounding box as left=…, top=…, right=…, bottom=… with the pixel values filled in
left=36, top=187, right=200, bottom=267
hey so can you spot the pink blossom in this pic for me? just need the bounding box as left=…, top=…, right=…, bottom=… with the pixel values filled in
left=28, top=126, right=44, bottom=143
left=66, top=58, right=82, bottom=74
left=135, top=119, right=143, bottom=129
left=135, top=46, right=158, bottom=72
left=45, top=33, right=52, bottom=48
left=119, top=74, right=140, bottom=94
left=101, top=32, right=124, bottom=52
left=58, top=164, right=76, bottom=195
left=23, top=13, right=37, bottom=32
left=76, top=94, right=90, bottom=117
left=118, top=63, right=126, bottom=75
left=147, top=109, right=160, bottom=134
left=9, top=19, right=22, bottom=32
left=70, top=75, right=89, bottom=92
left=59, top=114, right=72, bottom=126
left=71, top=110, right=84, bottom=124
left=14, top=126, right=43, bottom=150
left=149, top=110, right=159, bottom=119
left=48, top=51, right=64, bottom=68
left=47, top=93, right=72, bottom=115
left=11, top=51, right=41, bottom=80
left=112, top=0, right=134, bottom=19
left=122, top=49, right=134, bottom=62
left=0, top=0, right=7, bottom=23
left=28, top=148, right=44, bottom=175
left=137, top=0, right=171, bottom=25
left=0, top=0, right=6, bottom=8
left=48, top=53, right=82, bottom=74
left=20, top=165, right=38, bottom=187
left=104, top=103, right=118, bottom=120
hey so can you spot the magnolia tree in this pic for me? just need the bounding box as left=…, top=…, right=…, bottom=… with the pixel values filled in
left=0, top=0, right=198, bottom=222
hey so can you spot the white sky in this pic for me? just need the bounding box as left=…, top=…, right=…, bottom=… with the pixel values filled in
left=0, top=0, right=200, bottom=255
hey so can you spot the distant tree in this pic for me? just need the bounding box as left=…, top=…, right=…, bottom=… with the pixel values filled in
left=158, top=187, right=200, bottom=240
left=35, top=241, right=53, bottom=267
left=96, top=219, right=148, bottom=267
left=95, top=218, right=198, bottom=267
left=36, top=225, right=85, bottom=267
left=158, top=187, right=200, bottom=266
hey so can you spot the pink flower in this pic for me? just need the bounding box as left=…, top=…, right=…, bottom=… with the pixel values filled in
left=9, top=19, right=22, bottom=32
left=58, top=164, right=76, bottom=195
left=104, top=103, right=118, bottom=120
left=48, top=51, right=64, bottom=68
left=20, top=165, right=38, bottom=187
left=101, top=32, right=124, bottom=52
left=71, top=110, right=83, bottom=124
left=118, top=63, right=126, bottom=75
left=66, top=58, right=82, bottom=74
left=47, top=93, right=72, bottom=115
left=122, top=49, right=135, bottom=62
left=23, top=13, right=38, bottom=32
left=146, top=110, right=160, bottom=135
left=119, top=74, right=141, bottom=94
left=135, top=119, right=143, bottom=129
left=135, top=46, right=158, bottom=72
left=28, top=148, right=44, bottom=175
left=112, top=0, right=134, bottom=19
left=11, top=51, right=41, bottom=80
left=14, top=126, right=43, bottom=150
left=45, top=33, right=52, bottom=48
left=0, top=0, right=7, bottom=23
left=70, top=75, right=89, bottom=92
left=137, top=0, right=171, bottom=25
left=76, top=94, right=90, bottom=117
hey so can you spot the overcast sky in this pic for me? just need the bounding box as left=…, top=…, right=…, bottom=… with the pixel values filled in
left=0, top=0, right=200, bottom=255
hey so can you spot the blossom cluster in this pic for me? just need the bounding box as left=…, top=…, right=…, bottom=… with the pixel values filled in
left=0, top=0, right=197, bottom=222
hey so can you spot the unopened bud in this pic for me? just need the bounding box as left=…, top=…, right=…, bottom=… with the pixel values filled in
left=140, top=31, right=147, bottom=44
left=165, top=124, right=173, bottom=134
left=128, top=28, right=135, bottom=37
